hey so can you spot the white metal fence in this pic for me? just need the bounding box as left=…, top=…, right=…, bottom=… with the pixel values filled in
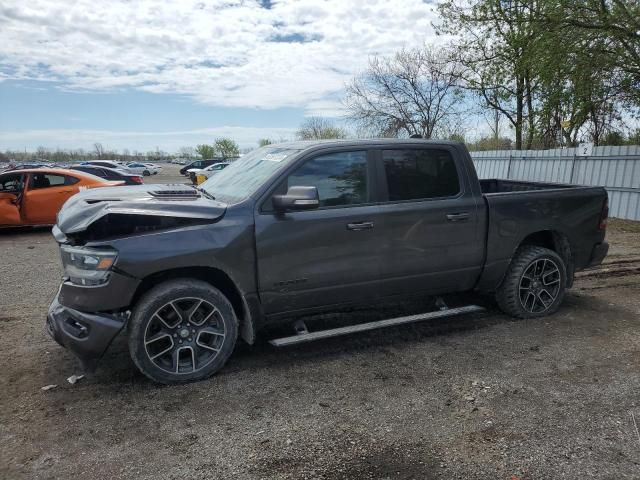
left=470, top=145, right=640, bottom=221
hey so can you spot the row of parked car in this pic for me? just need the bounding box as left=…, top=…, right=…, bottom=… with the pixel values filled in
left=0, top=160, right=161, bottom=228
left=2, top=159, right=162, bottom=178
left=178, top=158, right=231, bottom=184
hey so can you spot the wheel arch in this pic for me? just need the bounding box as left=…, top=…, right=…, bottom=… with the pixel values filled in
left=131, top=266, right=257, bottom=344
left=517, top=230, right=574, bottom=287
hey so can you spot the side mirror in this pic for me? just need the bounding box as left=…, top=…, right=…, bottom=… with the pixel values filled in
left=272, top=186, right=320, bottom=212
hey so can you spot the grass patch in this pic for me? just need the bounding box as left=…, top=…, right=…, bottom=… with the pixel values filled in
left=609, top=218, right=640, bottom=233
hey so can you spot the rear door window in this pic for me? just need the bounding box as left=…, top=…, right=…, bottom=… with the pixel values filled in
left=381, top=149, right=460, bottom=201
left=30, top=173, right=79, bottom=189
left=30, top=173, right=65, bottom=189
left=65, top=175, right=80, bottom=185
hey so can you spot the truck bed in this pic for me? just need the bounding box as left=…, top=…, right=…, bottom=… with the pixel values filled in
left=480, top=179, right=574, bottom=194
left=475, top=177, right=608, bottom=292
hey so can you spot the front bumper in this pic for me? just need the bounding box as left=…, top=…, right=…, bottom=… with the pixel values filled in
left=588, top=241, right=609, bottom=267
left=46, top=292, right=128, bottom=371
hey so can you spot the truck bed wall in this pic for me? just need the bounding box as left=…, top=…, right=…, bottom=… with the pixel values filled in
left=480, top=178, right=574, bottom=194
left=476, top=185, right=607, bottom=292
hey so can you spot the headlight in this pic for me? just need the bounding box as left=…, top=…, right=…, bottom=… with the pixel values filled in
left=60, top=245, right=117, bottom=286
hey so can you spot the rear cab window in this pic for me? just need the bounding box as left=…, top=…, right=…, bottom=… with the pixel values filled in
left=380, top=148, right=461, bottom=202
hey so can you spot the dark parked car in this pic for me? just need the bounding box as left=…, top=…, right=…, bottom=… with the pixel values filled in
left=81, top=160, right=128, bottom=170
left=69, top=165, right=144, bottom=185
left=47, top=140, right=609, bottom=384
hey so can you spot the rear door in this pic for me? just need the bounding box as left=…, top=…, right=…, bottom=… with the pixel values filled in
left=373, top=146, right=484, bottom=295
left=255, top=149, right=386, bottom=315
left=22, top=172, right=80, bottom=225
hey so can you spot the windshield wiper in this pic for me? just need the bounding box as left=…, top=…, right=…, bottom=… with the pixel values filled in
left=196, top=186, right=215, bottom=200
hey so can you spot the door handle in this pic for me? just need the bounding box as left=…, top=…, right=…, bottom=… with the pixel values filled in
left=446, top=212, right=470, bottom=222
left=346, top=221, right=374, bottom=231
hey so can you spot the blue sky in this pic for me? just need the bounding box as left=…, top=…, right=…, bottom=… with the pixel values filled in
left=0, top=0, right=443, bottom=152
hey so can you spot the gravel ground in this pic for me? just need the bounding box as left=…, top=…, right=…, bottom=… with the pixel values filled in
left=1, top=165, right=639, bottom=480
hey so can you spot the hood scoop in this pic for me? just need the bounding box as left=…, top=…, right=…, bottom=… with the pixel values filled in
left=86, top=198, right=122, bottom=204
left=149, top=188, right=200, bottom=199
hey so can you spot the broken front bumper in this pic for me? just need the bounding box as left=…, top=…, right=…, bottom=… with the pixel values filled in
left=46, top=292, right=128, bottom=371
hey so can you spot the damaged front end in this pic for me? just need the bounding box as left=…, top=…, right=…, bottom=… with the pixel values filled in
left=46, top=184, right=227, bottom=371
left=47, top=294, right=128, bottom=372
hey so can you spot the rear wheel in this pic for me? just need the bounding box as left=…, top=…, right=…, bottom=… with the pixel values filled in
left=496, top=246, right=566, bottom=319
left=128, top=279, right=238, bottom=384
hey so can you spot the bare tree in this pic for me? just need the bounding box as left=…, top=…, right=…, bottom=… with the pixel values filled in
left=177, top=146, right=196, bottom=158
left=296, top=117, right=347, bottom=140
left=344, top=46, right=465, bottom=139
left=93, top=142, right=105, bottom=159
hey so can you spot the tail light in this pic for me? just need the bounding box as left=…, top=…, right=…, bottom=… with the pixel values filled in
left=598, top=197, right=609, bottom=231
left=131, top=176, right=143, bottom=184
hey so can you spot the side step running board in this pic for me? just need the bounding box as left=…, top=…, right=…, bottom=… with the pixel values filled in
left=269, top=304, right=485, bottom=347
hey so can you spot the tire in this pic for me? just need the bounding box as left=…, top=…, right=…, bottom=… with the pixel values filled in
left=128, top=279, right=238, bottom=384
left=143, top=170, right=151, bottom=176
left=496, top=246, right=567, bottom=319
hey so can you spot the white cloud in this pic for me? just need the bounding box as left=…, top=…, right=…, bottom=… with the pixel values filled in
left=0, top=0, right=442, bottom=115
left=0, top=126, right=299, bottom=152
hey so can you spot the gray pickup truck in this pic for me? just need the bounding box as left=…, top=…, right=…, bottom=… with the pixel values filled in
left=46, top=140, right=609, bottom=384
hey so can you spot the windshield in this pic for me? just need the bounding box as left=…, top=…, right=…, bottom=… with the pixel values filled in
left=200, top=146, right=301, bottom=203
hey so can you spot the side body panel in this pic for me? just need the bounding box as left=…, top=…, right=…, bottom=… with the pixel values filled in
left=255, top=204, right=387, bottom=314
left=21, top=171, right=101, bottom=225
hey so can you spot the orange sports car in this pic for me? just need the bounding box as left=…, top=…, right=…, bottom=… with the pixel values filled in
left=0, top=168, right=123, bottom=227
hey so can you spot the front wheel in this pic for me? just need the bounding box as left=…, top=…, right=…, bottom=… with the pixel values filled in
left=143, top=170, right=151, bottom=176
left=128, top=279, right=238, bottom=384
left=496, top=246, right=567, bottom=319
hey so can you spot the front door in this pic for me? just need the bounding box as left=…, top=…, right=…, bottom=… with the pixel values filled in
left=22, top=172, right=79, bottom=225
left=255, top=149, right=385, bottom=315
left=373, top=147, right=484, bottom=295
left=0, top=172, right=25, bottom=226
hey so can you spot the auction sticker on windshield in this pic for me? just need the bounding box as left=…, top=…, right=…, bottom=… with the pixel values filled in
left=263, top=153, right=289, bottom=162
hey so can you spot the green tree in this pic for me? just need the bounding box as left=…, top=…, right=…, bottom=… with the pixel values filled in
left=214, top=138, right=240, bottom=158
left=258, top=138, right=273, bottom=147
left=437, top=0, right=637, bottom=149
left=196, top=144, right=216, bottom=159
left=437, top=0, right=545, bottom=149
left=467, top=136, right=514, bottom=151
left=543, top=0, right=640, bottom=106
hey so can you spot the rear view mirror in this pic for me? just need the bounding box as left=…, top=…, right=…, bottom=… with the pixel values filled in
left=272, top=186, right=319, bottom=211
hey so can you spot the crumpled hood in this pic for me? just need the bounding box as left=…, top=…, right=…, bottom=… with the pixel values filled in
left=57, top=184, right=227, bottom=234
